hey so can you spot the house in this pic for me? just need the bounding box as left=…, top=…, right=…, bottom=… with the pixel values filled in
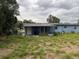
left=55, top=24, right=79, bottom=33
left=23, top=23, right=79, bottom=35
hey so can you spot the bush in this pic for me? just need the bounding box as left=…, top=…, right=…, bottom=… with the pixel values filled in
left=53, top=32, right=61, bottom=36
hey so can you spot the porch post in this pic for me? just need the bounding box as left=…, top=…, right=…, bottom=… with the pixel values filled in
left=44, top=26, right=45, bottom=33
left=40, top=27, right=41, bottom=34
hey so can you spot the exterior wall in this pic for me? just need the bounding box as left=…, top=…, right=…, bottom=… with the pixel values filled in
left=55, top=26, right=79, bottom=33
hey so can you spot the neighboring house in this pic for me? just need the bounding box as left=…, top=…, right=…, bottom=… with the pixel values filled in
left=23, top=23, right=79, bottom=35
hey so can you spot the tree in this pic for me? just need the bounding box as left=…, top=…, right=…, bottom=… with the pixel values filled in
left=23, top=19, right=35, bottom=23
left=17, top=21, right=23, bottom=30
left=0, top=0, right=19, bottom=35
left=47, top=15, right=60, bottom=23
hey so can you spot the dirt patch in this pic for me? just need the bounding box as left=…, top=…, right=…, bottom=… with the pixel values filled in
left=60, top=46, right=79, bottom=53
left=0, top=43, right=20, bottom=59
left=25, top=51, right=60, bottom=59
left=0, top=48, right=13, bottom=59
left=45, top=51, right=60, bottom=59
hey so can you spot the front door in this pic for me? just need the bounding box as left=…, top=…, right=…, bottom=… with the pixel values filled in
left=27, top=27, right=32, bottom=35
left=32, top=27, right=39, bottom=35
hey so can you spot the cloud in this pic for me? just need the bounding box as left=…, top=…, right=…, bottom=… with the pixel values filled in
left=53, top=0, right=79, bottom=9
left=17, top=0, right=79, bottom=23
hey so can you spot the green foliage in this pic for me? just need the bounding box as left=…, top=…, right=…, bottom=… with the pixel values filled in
left=0, top=0, right=19, bottom=35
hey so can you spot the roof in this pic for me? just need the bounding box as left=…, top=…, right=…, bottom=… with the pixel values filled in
left=23, top=23, right=56, bottom=27
left=24, top=23, right=79, bottom=27
left=56, top=23, right=79, bottom=26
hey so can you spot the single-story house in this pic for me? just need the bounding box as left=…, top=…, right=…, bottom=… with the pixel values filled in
left=23, top=23, right=79, bottom=35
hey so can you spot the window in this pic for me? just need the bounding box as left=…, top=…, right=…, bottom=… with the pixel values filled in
left=64, top=26, right=67, bottom=28
left=55, top=27, right=57, bottom=29
left=74, top=26, right=77, bottom=29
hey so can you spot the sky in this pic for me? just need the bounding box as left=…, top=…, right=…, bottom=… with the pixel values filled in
left=17, top=0, right=79, bottom=23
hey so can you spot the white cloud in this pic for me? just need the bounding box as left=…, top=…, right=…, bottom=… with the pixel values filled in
left=17, top=0, right=79, bottom=23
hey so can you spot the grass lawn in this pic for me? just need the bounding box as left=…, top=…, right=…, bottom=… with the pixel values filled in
left=0, top=33, right=79, bottom=59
